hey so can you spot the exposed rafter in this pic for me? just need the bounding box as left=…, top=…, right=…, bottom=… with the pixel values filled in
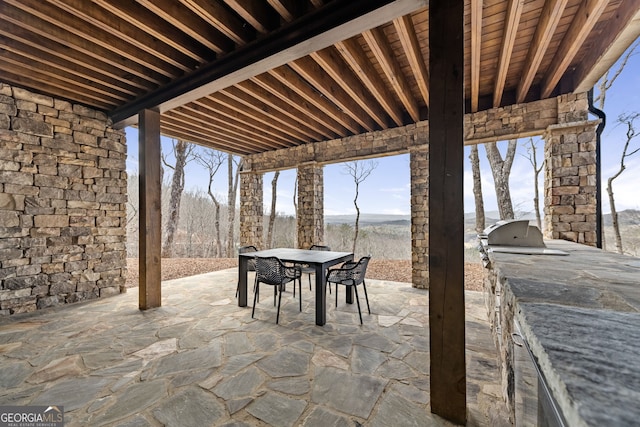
left=516, top=0, right=569, bottom=103
left=1, top=0, right=638, bottom=155
left=493, top=0, right=523, bottom=108
left=470, top=0, right=483, bottom=112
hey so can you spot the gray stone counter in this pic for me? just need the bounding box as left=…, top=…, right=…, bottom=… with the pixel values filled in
left=482, top=239, right=640, bottom=426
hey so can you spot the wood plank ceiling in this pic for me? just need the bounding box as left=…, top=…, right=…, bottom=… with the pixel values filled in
left=1, top=0, right=639, bottom=155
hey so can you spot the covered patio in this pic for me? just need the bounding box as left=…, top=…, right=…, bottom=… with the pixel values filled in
left=0, top=270, right=509, bottom=426
left=2, top=0, right=640, bottom=425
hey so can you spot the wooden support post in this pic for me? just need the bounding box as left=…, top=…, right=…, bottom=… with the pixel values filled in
left=428, top=0, right=466, bottom=424
left=139, top=109, right=162, bottom=310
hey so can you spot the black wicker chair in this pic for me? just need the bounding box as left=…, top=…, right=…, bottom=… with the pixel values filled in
left=252, top=256, right=302, bottom=324
left=235, top=245, right=258, bottom=298
left=300, top=244, right=332, bottom=292
left=326, top=255, right=371, bottom=324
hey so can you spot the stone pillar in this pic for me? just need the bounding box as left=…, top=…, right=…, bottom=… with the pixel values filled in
left=296, top=163, right=324, bottom=249
left=239, top=171, right=263, bottom=249
left=410, top=146, right=429, bottom=289
left=543, top=93, right=599, bottom=246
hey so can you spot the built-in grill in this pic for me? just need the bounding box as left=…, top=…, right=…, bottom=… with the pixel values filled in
left=478, top=220, right=569, bottom=257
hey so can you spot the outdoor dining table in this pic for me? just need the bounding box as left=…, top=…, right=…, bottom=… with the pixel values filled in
left=238, top=248, right=354, bottom=326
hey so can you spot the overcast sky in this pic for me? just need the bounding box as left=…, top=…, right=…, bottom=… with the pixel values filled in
left=126, top=43, right=640, bottom=217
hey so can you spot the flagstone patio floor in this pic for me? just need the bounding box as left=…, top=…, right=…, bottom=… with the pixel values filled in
left=0, top=268, right=511, bottom=426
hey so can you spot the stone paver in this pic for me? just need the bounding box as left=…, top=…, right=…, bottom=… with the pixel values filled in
left=0, top=268, right=510, bottom=426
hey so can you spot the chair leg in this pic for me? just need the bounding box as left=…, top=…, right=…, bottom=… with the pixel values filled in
left=335, top=283, right=338, bottom=308
left=276, top=284, right=283, bottom=324
left=362, top=280, right=371, bottom=314
left=353, top=285, right=363, bottom=324
left=298, top=277, right=302, bottom=312
left=235, top=281, right=239, bottom=298
left=251, top=282, right=259, bottom=319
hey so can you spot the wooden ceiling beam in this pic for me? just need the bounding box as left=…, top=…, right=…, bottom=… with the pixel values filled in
left=48, top=0, right=197, bottom=73
left=93, top=0, right=213, bottom=64
left=210, top=92, right=317, bottom=142
left=516, top=0, right=569, bottom=103
left=311, top=47, right=390, bottom=128
left=136, top=0, right=234, bottom=54
left=290, top=56, right=376, bottom=132
left=335, top=37, right=404, bottom=126
left=165, top=108, right=281, bottom=151
left=470, top=0, right=483, bottom=113
left=493, top=0, right=523, bottom=108
left=0, top=30, right=141, bottom=97
left=194, top=97, right=303, bottom=145
left=541, top=0, right=608, bottom=98
left=1, top=50, right=128, bottom=104
left=179, top=0, right=255, bottom=45
left=10, top=0, right=182, bottom=79
left=0, top=69, right=114, bottom=110
left=160, top=117, right=256, bottom=155
left=1, top=2, right=167, bottom=86
left=266, top=66, right=359, bottom=135
left=224, top=0, right=278, bottom=34
left=268, top=0, right=300, bottom=22
left=363, top=27, right=420, bottom=122
left=182, top=102, right=292, bottom=148
left=110, top=0, right=427, bottom=126
left=393, top=14, right=429, bottom=108
left=574, top=0, right=640, bottom=93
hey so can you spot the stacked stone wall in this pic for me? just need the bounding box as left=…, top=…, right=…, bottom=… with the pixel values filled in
left=239, top=172, right=263, bottom=249
left=0, top=83, right=127, bottom=315
left=544, top=93, right=598, bottom=246
left=297, top=164, right=324, bottom=249
left=410, top=147, right=429, bottom=289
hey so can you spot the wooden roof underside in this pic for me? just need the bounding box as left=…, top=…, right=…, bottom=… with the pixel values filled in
left=1, top=0, right=639, bottom=155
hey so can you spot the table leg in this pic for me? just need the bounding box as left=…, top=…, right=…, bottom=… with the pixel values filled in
left=238, top=256, right=248, bottom=307
left=315, top=264, right=326, bottom=326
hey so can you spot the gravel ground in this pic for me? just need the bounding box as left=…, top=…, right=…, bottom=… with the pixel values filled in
left=126, top=258, right=484, bottom=291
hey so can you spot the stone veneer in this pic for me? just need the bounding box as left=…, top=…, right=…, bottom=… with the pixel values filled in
left=239, top=171, right=264, bottom=249
left=410, top=147, right=429, bottom=289
left=543, top=93, right=599, bottom=246
left=0, top=83, right=127, bottom=315
left=296, top=163, right=324, bottom=249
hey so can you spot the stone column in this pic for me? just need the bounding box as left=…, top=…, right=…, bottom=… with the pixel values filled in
left=543, top=94, right=599, bottom=246
left=410, top=146, right=429, bottom=289
left=296, top=163, right=324, bottom=249
left=239, top=171, right=263, bottom=249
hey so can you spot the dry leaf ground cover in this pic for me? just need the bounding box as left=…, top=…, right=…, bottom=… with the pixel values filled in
left=126, top=258, right=484, bottom=292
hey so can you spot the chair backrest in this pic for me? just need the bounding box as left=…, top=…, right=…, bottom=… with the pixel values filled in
left=239, top=245, right=258, bottom=270
left=350, top=256, right=371, bottom=285
left=255, top=256, right=287, bottom=286
left=309, top=244, right=331, bottom=251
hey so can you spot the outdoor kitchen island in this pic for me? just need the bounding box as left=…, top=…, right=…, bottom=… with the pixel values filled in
left=481, top=238, right=640, bottom=426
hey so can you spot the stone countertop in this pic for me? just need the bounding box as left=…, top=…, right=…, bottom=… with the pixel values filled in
left=484, top=240, right=640, bottom=427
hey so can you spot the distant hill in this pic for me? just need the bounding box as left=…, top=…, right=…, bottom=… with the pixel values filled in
left=603, top=209, right=640, bottom=226
left=325, top=213, right=410, bottom=225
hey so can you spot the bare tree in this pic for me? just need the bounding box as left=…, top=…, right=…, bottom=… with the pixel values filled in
left=522, top=138, right=544, bottom=230
left=594, top=40, right=639, bottom=110
left=594, top=40, right=638, bottom=250
left=227, top=155, right=242, bottom=256
left=161, top=140, right=194, bottom=257
left=343, top=160, right=378, bottom=253
left=607, top=112, right=640, bottom=254
left=469, top=145, right=485, bottom=233
left=485, top=140, right=517, bottom=220
left=196, top=149, right=226, bottom=257
left=266, top=171, right=280, bottom=248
